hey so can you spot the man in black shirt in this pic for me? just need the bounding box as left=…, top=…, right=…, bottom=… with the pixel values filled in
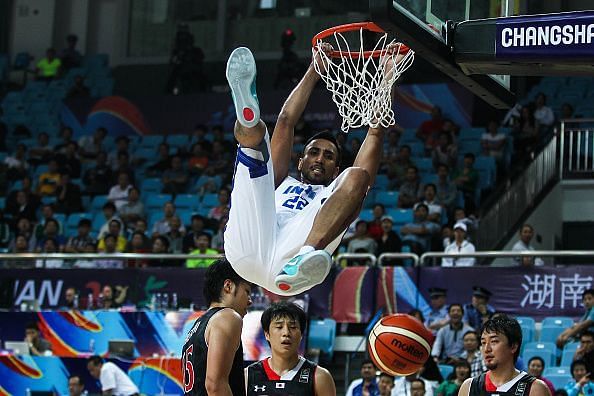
left=182, top=259, right=252, bottom=395
left=246, top=302, right=335, bottom=395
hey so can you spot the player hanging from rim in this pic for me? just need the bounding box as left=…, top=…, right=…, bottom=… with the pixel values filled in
left=224, top=42, right=405, bottom=295
left=245, top=301, right=336, bottom=395
left=181, top=259, right=252, bottom=396
left=458, top=315, right=551, bottom=396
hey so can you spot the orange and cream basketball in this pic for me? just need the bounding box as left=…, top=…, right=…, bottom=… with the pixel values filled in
left=367, top=313, right=434, bottom=376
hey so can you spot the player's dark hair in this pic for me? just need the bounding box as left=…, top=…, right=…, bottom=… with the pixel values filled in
left=528, top=356, right=545, bottom=369
left=303, top=130, right=342, bottom=166
left=583, top=289, right=594, bottom=299
left=203, top=258, right=245, bottom=305
left=481, top=315, right=523, bottom=363
left=261, top=301, right=307, bottom=333
left=87, top=355, right=103, bottom=366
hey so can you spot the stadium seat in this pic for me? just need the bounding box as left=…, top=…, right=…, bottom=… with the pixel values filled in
left=387, top=209, right=413, bottom=226
left=560, top=342, right=579, bottom=367
left=145, top=194, right=171, bottom=211
left=439, top=364, right=453, bottom=380
left=92, top=213, right=105, bottom=233
left=201, top=193, right=219, bottom=208
left=174, top=194, right=200, bottom=211
left=522, top=349, right=555, bottom=368
left=66, top=213, right=94, bottom=237
left=374, top=191, right=399, bottom=208
left=374, top=174, right=389, bottom=190
left=539, top=325, right=566, bottom=344
left=544, top=366, right=571, bottom=376
left=516, top=316, right=536, bottom=329
left=90, top=195, right=108, bottom=211
left=167, top=135, right=189, bottom=148
left=177, top=210, right=193, bottom=227
left=407, top=142, right=424, bottom=157
left=542, top=317, right=574, bottom=328
left=414, top=157, right=433, bottom=173
left=141, top=178, right=162, bottom=194
left=140, top=135, right=165, bottom=149
left=520, top=324, right=534, bottom=344
left=399, top=128, right=417, bottom=143
left=307, top=318, right=336, bottom=358
left=458, top=127, right=485, bottom=141
left=545, top=373, right=572, bottom=390
left=358, top=209, right=374, bottom=222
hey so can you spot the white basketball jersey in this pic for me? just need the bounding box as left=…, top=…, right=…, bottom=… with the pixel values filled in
left=275, top=176, right=330, bottom=228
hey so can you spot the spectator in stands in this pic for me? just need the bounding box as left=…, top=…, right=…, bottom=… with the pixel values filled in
left=149, top=235, right=178, bottom=267
left=376, top=215, right=402, bottom=256
left=557, top=289, right=594, bottom=348
left=463, top=286, right=495, bottom=330
left=8, top=234, right=32, bottom=268
left=126, top=231, right=150, bottom=268
left=29, top=132, right=53, bottom=167
left=432, top=304, right=473, bottom=364
left=97, top=202, right=122, bottom=238
left=347, top=220, right=377, bottom=255
left=481, top=120, right=506, bottom=168
left=94, top=234, right=124, bottom=268
left=113, top=152, right=136, bottom=186
left=436, top=360, right=471, bottom=396
left=409, top=309, right=426, bottom=324
left=183, top=214, right=206, bottom=252
left=152, top=201, right=185, bottom=236
left=35, top=238, right=64, bottom=268
left=534, top=93, right=555, bottom=134
left=442, top=222, right=475, bottom=267
left=459, top=330, right=486, bottom=377
left=66, top=75, right=90, bottom=99
left=432, top=131, right=458, bottom=170
left=68, top=374, right=86, bottom=396
left=107, top=171, right=132, bottom=210
left=12, top=217, right=36, bottom=251
left=511, top=223, right=544, bottom=267
left=211, top=215, right=228, bottom=252
left=367, top=204, right=386, bottom=240
left=452, top=153, right=479, bottom=212
left=36, top=158, right=61, bottom=196
left=345, top=359, right=379, bottom=396
left=378, top=372, right=395, bottom=396
left=527, top=356, right=556, bottom=395
left=186, top=232, right=218, bottom=268
left=98, top=220, right=127, bottom=252
left=574, top=331, right=594, bottom=371
left=165, top=216, right=184, bottom=254
left=60, top=34, right=82, bottom=71
left=79, top=127, right=107, bottom=160
left=417, top=106, right=444, bottom=153
left=24, top=322, right=52, bottom=356
left=565, top=360, right=594, bottom=396
left=55, top=172, right=83, bottom=214
left=417, top=183, right=444, bottom=224
left=401, top=203, right=440, bottom=254
left=425, top=287, right=449, bottom=333
left=7, top=176, right=40, bottom=212
left=54, top=127, right=75, bottom=154
left=4, top=143, right=30, bottom=180
left=35, top=48, right=61, bottom=81
left=161, top=155, right=188, bottom=194
left=56, top=141, right=82, bottom=178
left=33, top=204, right=61, bottom=239
left=205, top=140, right=232, bottom=178
left=560, top=102, right=574, bottom=119
left=107, top=136, right=131, bottom=170
left=146, top=142, right=171, bottom=176
left=87, top=356, right=139, bottom=396
left=398, top=165, right=424, bottom=208
left=513, top=105, right=537, bottom=158
left=100, top=284, right=123, bottom=309
left=65, top=219, right=96, bottom=253
left=188, top=141, right=209, bottom=175
left=435, top=164, right=457, bottom=214
left=119, top=187, right=145, bottom=228
left=61, top=287, right=78, bottom=310
left=452, top=207, right=477, bottom=238
left=72, top=243, right=98, bottom=268
left=7, top=190, right=38, bottom=222
left=382, top=129, right=401, bottom=172
left=83, top=151, right=113, bottom=195
left=208, top=187, right=230, bottom=221
left=35, top=219, right=66, bottom=252
left=393, top=374, right=436, bottom=396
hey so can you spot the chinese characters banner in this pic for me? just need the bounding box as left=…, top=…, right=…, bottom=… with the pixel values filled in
left=415, top=266, right=593, bottom=320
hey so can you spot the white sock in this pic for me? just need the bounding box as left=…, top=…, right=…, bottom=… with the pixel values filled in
left=298, top=245, right=315, bottom=255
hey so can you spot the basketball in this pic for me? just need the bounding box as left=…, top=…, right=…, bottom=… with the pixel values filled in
left=367, top=314, right=434, bottom=376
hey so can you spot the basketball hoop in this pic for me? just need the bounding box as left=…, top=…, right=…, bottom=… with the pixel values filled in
left=312, top=22, right=415, bottom=132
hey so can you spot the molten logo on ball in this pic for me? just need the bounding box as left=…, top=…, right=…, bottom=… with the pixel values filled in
left=390, top=338, right=425, bottom=359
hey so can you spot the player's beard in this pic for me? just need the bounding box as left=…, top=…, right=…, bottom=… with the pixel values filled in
left=485, top=362, right=498, bottom=371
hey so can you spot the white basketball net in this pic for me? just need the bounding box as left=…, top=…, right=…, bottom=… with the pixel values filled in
left=313, top=28, right=415, bottom=132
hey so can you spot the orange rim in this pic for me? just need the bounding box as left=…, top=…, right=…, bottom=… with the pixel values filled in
left=312, top=21, right=410, bottom=58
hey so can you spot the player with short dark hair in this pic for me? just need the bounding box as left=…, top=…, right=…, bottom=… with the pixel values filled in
left=182, top=259, right=252, bottom=395
left=224, top=42, right=401, bottom=295
left=458, top=315, right=550, bottom=395
left=245, top=301, right=335, bottom=395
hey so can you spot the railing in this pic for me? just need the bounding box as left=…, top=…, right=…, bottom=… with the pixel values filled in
left=419, top=250, right=594, bottom=267
left=476, top=135, right=559, bottom=250
left=560, top=118, right=594, bottom=178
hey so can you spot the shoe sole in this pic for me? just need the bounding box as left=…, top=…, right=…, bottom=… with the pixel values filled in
left=226, top=47, right=260, bottom=128
left=276, top=251, right=332, bottom=295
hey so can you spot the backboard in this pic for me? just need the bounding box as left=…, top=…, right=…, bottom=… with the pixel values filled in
left=370, top=0, right=516, bottom=109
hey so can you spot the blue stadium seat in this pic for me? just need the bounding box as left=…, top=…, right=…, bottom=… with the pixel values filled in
left=66, top=213, right=94, bottom=237
left=358, top=209, right=374, bottom=222
left=516, top=316, right=536, bottom=329
left=201, top=193, right=219, bottom=208
left=544, top=366, right=571, bottom=376
left=407, top=142, right=425, bottom=157
left=542, top=317, right=574, bottom=328
left=520, top=325, right=534, bottom=344
left=540, top=325, right=566, bottom=344
left=141, top=178, right=162, bottom=194
left=177, top=210, right=193, bottom=227
left=307, top=318, right=336, bottom=358
left=560, top=342, right=579, bottom=367
left=167, top=135, right=189, bottom=148
left=374, top=191, right=399, bottom=208
left=523, top=349, right=555, bottom=368
left=145, top=194, right=171, bottom=211
left=374, top=174, right=389, bottom=190
left=90, top=195, right=108, bottom=211
left=92, top=213, right=105, bottom=233
left=399, top=128, right=417, bottom=143
left=140, top=135, right=166, bottom=150
left=414, top=157, right=433, bottom=173
left=439, top=364, right=454, bottom=380
left=459, top=140, right=482, bottom=156
left=387, top=209, right=414, bottom=226
left=174, top=194, right=200, bottom=211
left=545, top=373, right=572, bottom=390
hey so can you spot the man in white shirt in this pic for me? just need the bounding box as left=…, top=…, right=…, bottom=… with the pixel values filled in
left=392, top=374, right=436, bottom=396
left=415, top=183, right=444, bottom=224
left=534, top=93, right=555, bottom=130
left=511, top=223, right=544, bottom=266
left=442, top=222, right=476, bottom=267
left=107, top=172, right=132, bottom=211
left=87, top=356, right=139, bottom=396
